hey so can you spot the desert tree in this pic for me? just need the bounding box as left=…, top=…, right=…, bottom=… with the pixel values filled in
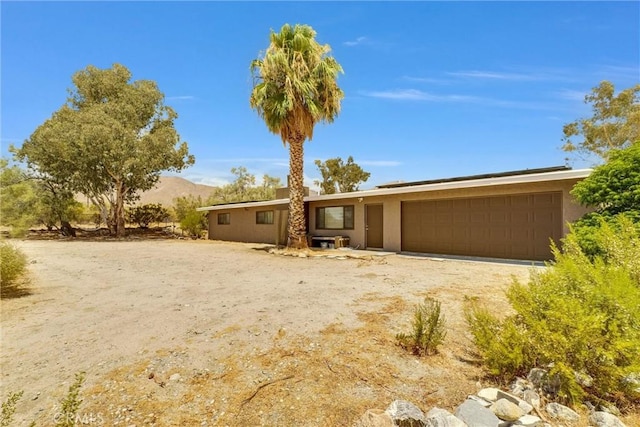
left=562, top=81, right=640, bottom=161
left=15, top=63, right=194, bottom=237
left=314, top=156, right=370, bottom=194
left=250, top=24, right=344, bottom=248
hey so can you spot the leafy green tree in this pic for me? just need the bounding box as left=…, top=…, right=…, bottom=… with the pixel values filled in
left=0, top=159, right=81, bottom=236
left=570, top=143, right=640, bottom=256
left=14, top=63, right=194, bottom=237
left=207, top=167, right=282, bottom=204
left=172, top=195, right=207, bottom=238
left=314, top=156, right=370, bottom=194
left=562, top=81, right=640, bottom=160
left=250, top=24, right=344, bottom=248
left=127, top=203, right=170, bottom=228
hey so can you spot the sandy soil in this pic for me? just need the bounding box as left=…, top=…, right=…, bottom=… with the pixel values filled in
left=1, top=238, right=631, bottom=426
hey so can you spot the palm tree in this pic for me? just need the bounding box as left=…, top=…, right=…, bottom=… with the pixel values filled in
left=250, top=24, right=344, bottom=249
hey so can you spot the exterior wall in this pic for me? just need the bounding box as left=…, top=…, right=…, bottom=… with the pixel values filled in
left=307, top=178, right=591, bottom=252
left=208, top=205, right=288, bottom=245
left=205, top=177, right=592, bottom=257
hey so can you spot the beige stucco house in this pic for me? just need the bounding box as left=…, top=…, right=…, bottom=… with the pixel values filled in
left=197, top=166, right=592, bottom=261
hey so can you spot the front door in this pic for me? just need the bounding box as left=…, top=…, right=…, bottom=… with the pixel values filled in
left=366, top=204, right=384, bottom=249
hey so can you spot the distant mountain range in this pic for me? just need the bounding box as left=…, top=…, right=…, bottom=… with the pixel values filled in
left=134, top=176, right=218, bottom=207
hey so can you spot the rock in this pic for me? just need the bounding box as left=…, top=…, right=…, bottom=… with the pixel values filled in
left=526, top=368, right=548, bottom=388
left=477, top=388, right=500, bottom=402
left=522, top=390, right=541, bottom=409
left=574, top=371, right=593, bottom=388
left=598, top=403, right=621, bottom=416
left=355, top=409, right=395, bottom=427
left=490, top=399, right=525, bottom=421
left=386, top=400, right=426, bottom=427
left=455, top=399, right=500, bottom=427
left=169, top=373, right=181, bottom=381
left=589, top=411, right=627, bottom=427
left=513, top=414, right=544, bottom=427
left=510, top=377, right=532, bottom=396
left=467, top=395, right=493, bottom=407
left=425, top=407, right=467, bottom=427
left=545, top=402, right=579, bottom=422
left=623, top=372, right=640, bottom=393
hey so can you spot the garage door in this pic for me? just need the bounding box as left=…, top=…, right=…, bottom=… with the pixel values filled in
left=401, top=192, right=562, bottom=260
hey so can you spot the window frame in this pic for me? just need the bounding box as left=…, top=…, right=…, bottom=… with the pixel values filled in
left=256, top=210, right=274, bottom=225
left=315, top=205, right=355, bottom=230
left=217, top=212, right=230, bottom=225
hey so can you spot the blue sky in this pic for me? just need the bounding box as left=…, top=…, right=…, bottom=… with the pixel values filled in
left=2, top=1, right=639, bottom=190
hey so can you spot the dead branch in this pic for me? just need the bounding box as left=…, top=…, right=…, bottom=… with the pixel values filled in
left=240, top=375, right=294, bottom=407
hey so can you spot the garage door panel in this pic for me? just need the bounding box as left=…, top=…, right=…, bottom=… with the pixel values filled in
left=401, top=192, right=562, bottom=260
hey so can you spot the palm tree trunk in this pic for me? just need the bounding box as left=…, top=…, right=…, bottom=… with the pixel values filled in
left=287, top=134, right=308, bottom=249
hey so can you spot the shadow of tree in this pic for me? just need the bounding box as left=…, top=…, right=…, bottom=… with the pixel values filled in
left=1, top=280, right=32, bottom=299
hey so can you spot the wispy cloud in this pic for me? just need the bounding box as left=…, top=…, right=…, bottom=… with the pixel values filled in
left=447, top=70, right=544, bottom=81
left=360, top=89, right=554, bottom=110
left=343, top=36, right=368, bottom=47
left=205, top=157, right=287, bottom=164
left=402, top=75, right=453, bottom=85
left=360, top=89, right=478, bottom=102
left=554, top=89, right=587, bottom=101
left=166, top=95, right=195, bottom=101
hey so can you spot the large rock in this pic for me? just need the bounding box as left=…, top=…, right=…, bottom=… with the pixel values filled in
left=545, top=402, right=580, bottom=422
left=455, top=399, right=500, bottom=427
left=425, top=407, right=467, bottom=427
left=477, top=388, right=500, bottom=402
left=386, top=400, right=426, bottom=427
left=355, top=409, right=395, bottom=427
left=490, top=399, right=525, bottom=421
left=513, top=414, right=544, bottom=427
left=522, top=390, right=540, bottom=410
left=589, top=411, right=627, bottom=427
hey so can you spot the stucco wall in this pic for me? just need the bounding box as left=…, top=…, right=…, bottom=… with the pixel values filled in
left=206, top=178, right=592, bottom=254
left=307, top=178, right=591, bottom=252
left=207, top=205, right=288, bottom=245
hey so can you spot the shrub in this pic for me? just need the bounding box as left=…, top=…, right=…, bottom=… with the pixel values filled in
left=55, top=372, right=85, bottom=427
left=1, top=391, right=23, bottom=427
left=396, top=297, right=447, bottom=356
left=180, top=210, right=207, bottom=239
left=466, top=221, right=640, bottom=407
left=127, top=203, right=169, bottom=228
left=0, top=242, right=27, bottom=289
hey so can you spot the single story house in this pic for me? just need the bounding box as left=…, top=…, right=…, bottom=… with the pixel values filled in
left=197, top=166, right=592, bottom=261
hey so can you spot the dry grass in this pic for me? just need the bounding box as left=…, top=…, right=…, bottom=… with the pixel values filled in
left=74, top=294, right=486, bottom=426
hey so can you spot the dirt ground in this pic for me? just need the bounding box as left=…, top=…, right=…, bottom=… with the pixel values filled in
left=1, top=237, right=636, bottom=426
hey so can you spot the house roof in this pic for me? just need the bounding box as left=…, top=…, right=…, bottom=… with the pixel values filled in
left=196, top=167, right=592, bottom=212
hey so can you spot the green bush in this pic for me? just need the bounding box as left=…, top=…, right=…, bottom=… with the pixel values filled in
left=396, top=297, right=447, bottom=356
left=0, top=242, right=27, bottom=289
left=127, top=203, right=169, bottom=228
left=466, top=218, right=640, bottom=407
left=180, top=210, right=207, bottom=239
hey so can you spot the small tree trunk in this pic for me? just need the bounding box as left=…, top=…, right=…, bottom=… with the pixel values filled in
left=287, top=134, right=308, bottom=249
left=114, top=181, right=127, bottom=237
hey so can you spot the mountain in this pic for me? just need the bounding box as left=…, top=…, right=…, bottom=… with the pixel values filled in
left=134, top=176, right=218, bottom=207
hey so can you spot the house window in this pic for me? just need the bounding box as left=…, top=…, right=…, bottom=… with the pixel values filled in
left=256, top=210, right=274, bottom=224
left=217, top=213, right=230, bottom=225
left=316, top=205, right=354, bottom=230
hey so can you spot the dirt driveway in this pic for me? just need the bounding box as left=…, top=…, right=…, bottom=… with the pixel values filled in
left=2, top=239, right=534, bottom=426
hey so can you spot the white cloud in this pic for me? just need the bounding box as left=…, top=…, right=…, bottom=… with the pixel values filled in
left=447, top=70, right=543, bottom=81
left=343, top=36, right=368, bottom=47
left=554, top=89, right=587, bottom=101
left=166, top=95, right=195, bottom=101
left=361, top=89, right=477, bottom=102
